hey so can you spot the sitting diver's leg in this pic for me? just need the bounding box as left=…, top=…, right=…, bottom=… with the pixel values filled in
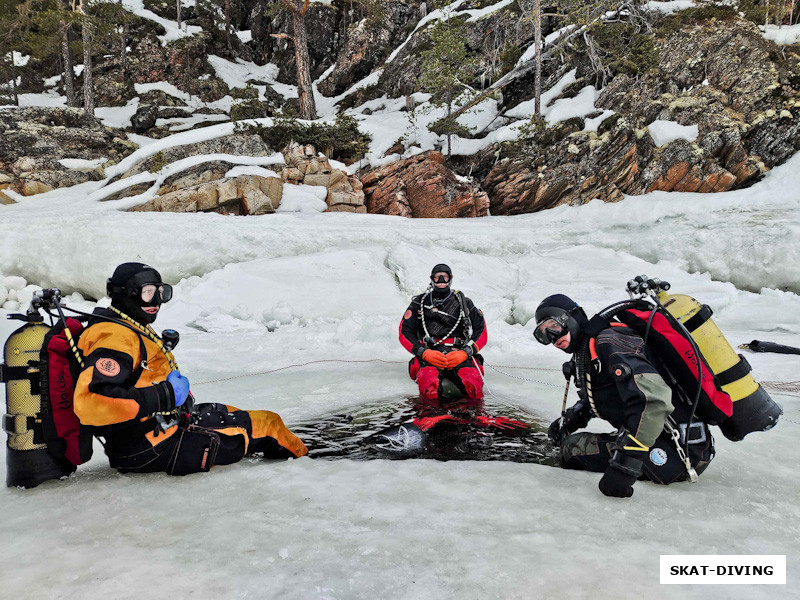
left=559, top=432, right=614, bottom=472
left=416, top=366, right=441, bottom=400
left=640, top=425, right=715, bottom=485
left=244, top=409, right=308, bottom=458
left=454, top=363, right=484, bottom=400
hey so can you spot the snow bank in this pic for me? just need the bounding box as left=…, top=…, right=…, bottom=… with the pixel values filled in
left=648, top=119, right=699, bottom=147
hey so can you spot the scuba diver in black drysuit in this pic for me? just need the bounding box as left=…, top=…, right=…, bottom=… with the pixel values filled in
left=399, top=264, right=488, bottom=401
left=534, top=294, right=715, bottom=498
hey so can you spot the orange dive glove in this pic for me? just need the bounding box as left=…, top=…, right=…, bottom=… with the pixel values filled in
left=422, top=349, right=449, bottom=369
left=446, top=350, right=469, bottom=369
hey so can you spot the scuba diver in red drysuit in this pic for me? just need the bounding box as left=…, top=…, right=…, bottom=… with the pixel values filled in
left=399, top=264, right=488, bottom=401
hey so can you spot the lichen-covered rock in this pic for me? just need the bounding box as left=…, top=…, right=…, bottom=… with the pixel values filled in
left=131, top=104, right=159, bottom=133
left=317, top=2, right=418, bottom=97
left=0, top=107, right=135, bottom=197
left=479, top=114, right=742, bottom=214
left=280, top=141, right=366, bottom=212
left=120, top=134, right=273, bottom=179
left=130, top=174, right=283, bottom=215
left=361, top=151, right=489, bottom=218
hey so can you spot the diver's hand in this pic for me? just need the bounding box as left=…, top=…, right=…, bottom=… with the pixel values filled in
left=422, top=350, right=448, bottom=369
left=167, top=370, right=190, bottom=407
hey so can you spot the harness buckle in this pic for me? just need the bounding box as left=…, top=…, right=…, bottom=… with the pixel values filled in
left=678, top=421, right=707, bottom=445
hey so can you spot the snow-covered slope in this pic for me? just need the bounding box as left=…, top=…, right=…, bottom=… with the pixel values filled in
left=1, top=120, right=799, bottom=600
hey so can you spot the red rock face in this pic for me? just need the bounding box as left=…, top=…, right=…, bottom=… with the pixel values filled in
left=361, top=152, right=489, bottom=218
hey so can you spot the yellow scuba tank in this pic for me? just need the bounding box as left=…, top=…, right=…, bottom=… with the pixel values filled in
left=3, top=318, right=74, bottom=487
left=657, top=291, right=783, bottom=441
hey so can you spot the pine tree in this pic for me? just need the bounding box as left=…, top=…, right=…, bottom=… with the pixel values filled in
left=0, top=0, right=23, bottom=105
left=276, top=0, right=317, bottom=120
left=419, top=14, right=476, bottom=156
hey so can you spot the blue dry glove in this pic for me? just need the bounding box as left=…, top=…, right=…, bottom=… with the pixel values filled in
left=167, top=370, right=190, bottom=408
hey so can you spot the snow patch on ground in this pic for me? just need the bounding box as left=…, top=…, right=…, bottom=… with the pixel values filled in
left=16, top=92, right=66, bottom=107
left=505, top=69, right=578, bottom=119
left=648, top=119, right=700, bottom=147
left=209, top=55, right=297, bottom=101
left=584, top=109, right=615, bottom=132
left=544, top=85, right=599, bottom=126
left=208, top=55, right=279, bottom=90
left=12, top=52, right=29, bottom=66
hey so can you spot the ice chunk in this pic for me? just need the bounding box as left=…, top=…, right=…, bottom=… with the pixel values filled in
left=4, top=276, right=26, bottom=291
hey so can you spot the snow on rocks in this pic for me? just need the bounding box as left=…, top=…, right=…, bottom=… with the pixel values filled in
left=58, top=158, right=108, bottom=170
left=762, top=24, right=800, bottom=45
left=275, top=184, right=329, bottom=214
left=281, top=142, right=366, bottom=213
left=641, top=1, right=695, bottom=14
left=121, top=0, right=202, bottom=44
left=647, top=119, right=700, bottom=147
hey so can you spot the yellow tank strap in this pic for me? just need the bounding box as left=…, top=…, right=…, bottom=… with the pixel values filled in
left=623, top=433, right=649, bottom=452
left=108, top=306, right=179, bottom=371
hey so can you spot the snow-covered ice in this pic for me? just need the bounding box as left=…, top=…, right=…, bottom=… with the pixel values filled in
left=1, top=0, right=799, bottom=594
left=2, top=153, right=799, bottom=598
left=1, top=162, right=799, bottom=596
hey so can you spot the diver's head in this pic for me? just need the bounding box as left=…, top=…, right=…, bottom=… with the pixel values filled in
left=107, top=263, right=172, bottom=325
left=430, top=264, right=452, bottom=296
left=533, top=294, right=588, bottom=354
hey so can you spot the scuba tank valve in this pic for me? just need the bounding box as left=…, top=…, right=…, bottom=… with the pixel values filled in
left=161, top=329, right=180, bottom=352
